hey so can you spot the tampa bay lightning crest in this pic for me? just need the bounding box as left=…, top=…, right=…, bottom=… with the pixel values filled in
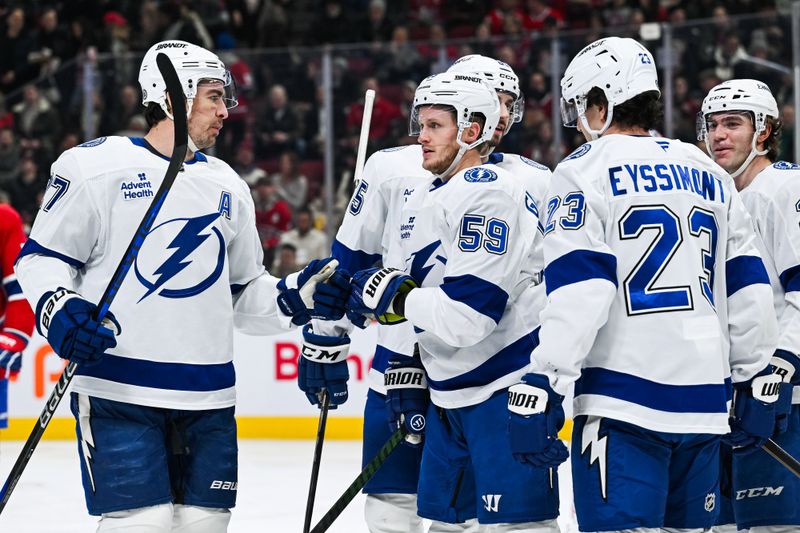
left=463, top=167, right=498, bottom=183
left=774, top=161, right=800, bottom=170
left=564, top=143, right=591, bottom=161
left=134, top=212, right=225, bottom=302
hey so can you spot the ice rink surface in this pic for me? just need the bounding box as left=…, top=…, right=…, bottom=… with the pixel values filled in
left=0, top=438, right=577, bottom=532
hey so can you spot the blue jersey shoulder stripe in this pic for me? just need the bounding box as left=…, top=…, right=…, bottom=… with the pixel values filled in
left=779, top=264, right=800, bottom=294
left=575, top=367, right=730, bottom=414
left=440, top=274, right=508, bottom=324
left=3, top=278, right=22, bottom=297
left=544, top=249, right=617, bottom=295
left=427, top=328, right=539, bottom=392
left=76, top=353, right=236, bottom=392
left=331, top=239, right=381, bottom=273
left=17, top=238, right=85, bottom=269
left=726, top=255, right=770, bottom=296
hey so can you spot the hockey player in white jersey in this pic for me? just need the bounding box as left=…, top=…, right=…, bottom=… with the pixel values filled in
left=347, top=72, right=559, bottom=532
left=507, top=37, right=780, bottom=532
left=301, top=55, right=551, bottom=533
left=700, top=79, right=800, bottom=533
left=14, top=40, right=350, bottom=533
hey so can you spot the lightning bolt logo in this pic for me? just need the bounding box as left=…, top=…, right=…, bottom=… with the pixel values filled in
left=407, top=241, right=445, bottom=284
left=581, top=416, right=609, bottom=500
left=77, top=394, right=97, bottom=492
left=135, top=212, right=224, bottom=302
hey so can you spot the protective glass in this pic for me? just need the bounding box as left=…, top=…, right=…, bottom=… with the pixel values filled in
left=198, top=71, right=238, bottom=109
left=560, top=97, right=580, bottom=128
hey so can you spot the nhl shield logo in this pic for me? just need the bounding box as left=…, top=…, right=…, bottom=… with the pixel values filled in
left=704, top=493, right=715, bottom=512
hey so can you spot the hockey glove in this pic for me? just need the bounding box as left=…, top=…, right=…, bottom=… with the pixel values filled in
left=0, top=331, right=28, bottom=379
left=277, top=258, right=351, bottom=326
left=349, top=267, right=417, bottom=325
left=770, top=349, right=800, bottom=435
left=298, top=324, right=350, bottom=408
left=36, top=289, right=120, bottom=367
left=508, top=373, right=569, bottom=469
left=384, top=348, right=429, bottom=447
left=724, top=365, right=782, bottom=452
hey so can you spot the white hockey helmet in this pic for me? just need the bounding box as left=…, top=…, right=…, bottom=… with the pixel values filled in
left=447, top=54, right=524, bottom=126
left=410, top=72, right=500, bottom=178
left=698, top=79, right=779, bottom=178
left=138, top=40, right=238, bottom=117
left=560, top=37, right=660, bottom=140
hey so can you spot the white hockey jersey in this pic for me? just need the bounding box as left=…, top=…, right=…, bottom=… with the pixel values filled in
left=401, top=163, right=546, bottom=409
left=323, top=145, right=429, bottom=393
left=16, top=136, right=290, bottom=410
left=530, top=135, right=777, bottom=434
left=740, top=160, right=800, bottom=404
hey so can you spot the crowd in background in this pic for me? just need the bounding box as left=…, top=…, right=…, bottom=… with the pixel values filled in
left=0, top=0, right=795, bottom=267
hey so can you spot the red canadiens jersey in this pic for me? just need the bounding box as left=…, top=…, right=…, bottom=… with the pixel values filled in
left=0, top=203, right=34, bottom=342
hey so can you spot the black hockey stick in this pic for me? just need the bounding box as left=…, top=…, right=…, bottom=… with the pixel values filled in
left=309, top=425, right=407, bottom=533
left=763, top=438, right=800, bottom=478
left=303, top=389, right=331, bottom=533
left=0, top=52, right=188, bottom=515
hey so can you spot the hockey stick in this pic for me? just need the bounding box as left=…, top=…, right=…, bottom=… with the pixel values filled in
left=303, top=390, right=330, bottom=533
left=0, top=52, right=188, bottom=515
left=310, top=425, right=407, bottom=533
left=763, top=438, right=800, bottom=478
left=352, top=89, right=375, bottom=183
left=303, top=90, right=375, bottom=530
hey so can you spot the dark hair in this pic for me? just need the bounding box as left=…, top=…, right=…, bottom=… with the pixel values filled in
left=764, top=116, right=782, bottom=162
left=586, top=88, right=663, bottom=131
left=143, top=102, right=167, bottom=128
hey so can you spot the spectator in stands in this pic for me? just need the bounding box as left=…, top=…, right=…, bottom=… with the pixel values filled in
left=272, top=243, right=300, bottom=278
left=9, top=156, right=47, bottom=228
left=275, top=207, right=328, bottom=269
left=217, top=42, right=254, bottom=161
left=101, top=84, right=143, bottom=136
left=271, top=150, right=308, bottom=210
left=713, top=34, right=747, bottom=81
left=13, top=84, right=61, bottom=165
left=162, top=2, right=214, bottom=50
left=779, top=103, right=795, bottom=162
left=253, top=176, right=292, bottom=267
left=0, top=129, right=20, bottom=187
left=257, top=84, right=303, bottom=158
left=484, top=0, right=527, bottom=35
left=0, top=94, right=14, bottom=130
left=345, top=77, right=401, bottom=148
left=234, top=144, right=267, bottom=188
left=308, top=0, right=353, bottom=45
left=470, top=21, right=496, bottom=58
left=525, top=0, right=563, bottom=30
left=362, top=0, right=393, bottom=43
left=380, top=25, right=424, bottom=83
left=0, top=7, right=37, bottom=94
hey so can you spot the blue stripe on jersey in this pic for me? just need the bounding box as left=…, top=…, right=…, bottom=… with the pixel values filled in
left=3, top=279, right=22, bottom=297
left=230, top=283, right=245, bottom=295
left=372, top=345, right=407, bottom=374
left=427, top=328, right=539, bottom=392
left=17, top=239, right=85, bottom=269
left=779, top=264, right=800, bottom=293
left=726, top=255, right=770, bottom=296
left=331, top=239, right=381, bottom=273
left=440, top=274, right=508, bottom=324
left=128, top=137, right=207, bottom=164
left=544, top=249, right=617, bottom=295
left=575, top=367, right=729, bottom=413
left=76, top=354, right=235, bottom=392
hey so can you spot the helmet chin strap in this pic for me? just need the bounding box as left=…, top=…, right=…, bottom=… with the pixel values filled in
left=729, top=131, right=768, bottom=179
left=578, top=104, right=615, bottom=141
left=434, top=127, right=484, bottom=180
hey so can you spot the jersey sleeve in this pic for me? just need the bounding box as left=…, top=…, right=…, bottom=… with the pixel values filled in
left=0, top=206, right=33, bottom=339
left=529, top=161, right=618, bottom=396
left=404, top=183, right=533, bottom=348
left=330, top=153, right=388, bottom=273
left=762, top=183, right=800, bottom=358
left=725, top=186, right=777, bottom=383
left=15, top=150, right=101, bottom=310
left=228, top=182, right=292, bottom=334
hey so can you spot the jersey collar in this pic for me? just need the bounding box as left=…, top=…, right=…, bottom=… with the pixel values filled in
left=128, top=137, right=207, bottom=164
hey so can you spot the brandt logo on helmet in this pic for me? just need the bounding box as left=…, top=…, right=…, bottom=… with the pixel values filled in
left=454, top=75, right=482, bottom=84
left=463, top=168, right=498, bottom=183
left=155, top=42, right=188, bottom=50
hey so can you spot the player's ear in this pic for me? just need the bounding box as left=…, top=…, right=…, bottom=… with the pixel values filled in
left=756, top=121, right=772, bottom=148
left=463, top=122, right=481, bottom=144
